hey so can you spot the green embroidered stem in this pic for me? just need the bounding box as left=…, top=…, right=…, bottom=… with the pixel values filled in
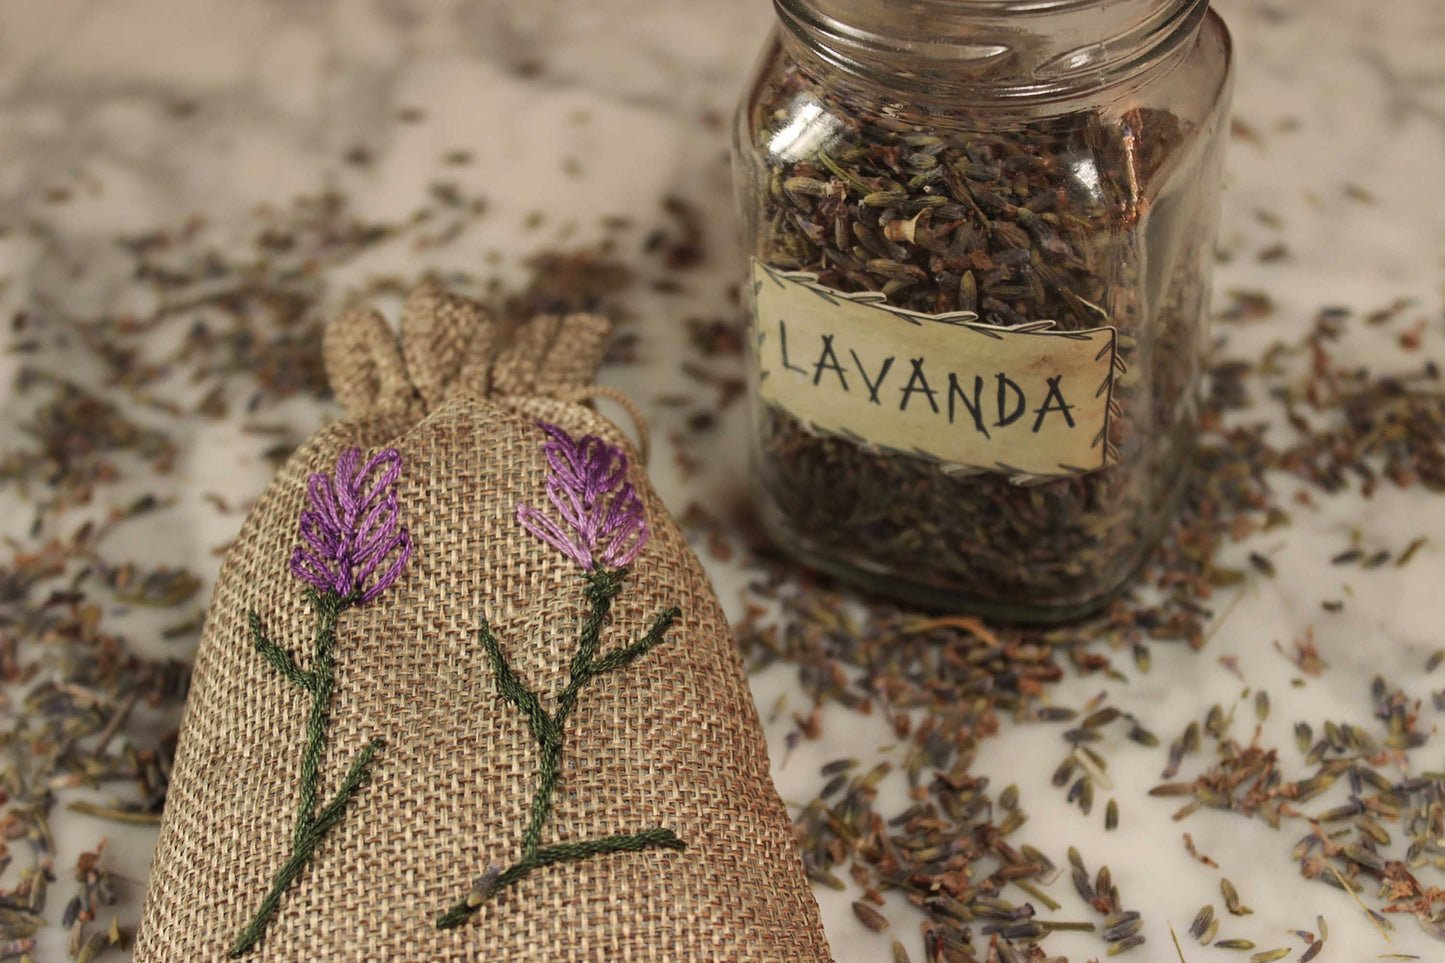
left=294, top=591, right=343, bottom=848
left=438, top=567, right=683, bottom=929
left=434, top=828, right=685, bottom=929
left=231, top=592, right=381, bottom=958
left=557, top=568, right=623, bottom=729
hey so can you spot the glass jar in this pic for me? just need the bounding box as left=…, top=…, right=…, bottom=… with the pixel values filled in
left=732, top=0, right=1233, bottom=621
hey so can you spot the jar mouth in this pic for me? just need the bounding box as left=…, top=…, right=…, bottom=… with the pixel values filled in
left=775, top=0, right=1211, bottom=102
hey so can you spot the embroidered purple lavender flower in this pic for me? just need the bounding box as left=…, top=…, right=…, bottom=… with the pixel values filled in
left=517, top=423, right=647, bottom=570
left=291, top=447, right=413, bottom=602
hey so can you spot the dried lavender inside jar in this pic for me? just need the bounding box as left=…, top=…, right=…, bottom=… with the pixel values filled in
left=733, top=0, right=1233, bottom=620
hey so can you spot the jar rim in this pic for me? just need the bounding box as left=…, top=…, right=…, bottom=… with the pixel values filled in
left=774, top=0, right=1212, bottom=103
left=888, top=0, right=1151, bottom=10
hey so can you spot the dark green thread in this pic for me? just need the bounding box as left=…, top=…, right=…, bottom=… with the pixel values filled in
left=437, top=567, right=684, bottom=929
left=251, top=611, right=313, bottom=692
left=231, top=591, right=383, bottom=957
left=435, top=829, right=685, bottom=929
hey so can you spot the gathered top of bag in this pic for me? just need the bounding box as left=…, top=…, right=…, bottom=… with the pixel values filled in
left=325, top=280, right=606, bottom=408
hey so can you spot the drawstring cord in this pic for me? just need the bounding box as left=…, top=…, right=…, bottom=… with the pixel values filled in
left=555, top=384, right=652, bottom=468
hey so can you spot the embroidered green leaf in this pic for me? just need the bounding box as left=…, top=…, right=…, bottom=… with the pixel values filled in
left=251, top=612, right=312, bottom=692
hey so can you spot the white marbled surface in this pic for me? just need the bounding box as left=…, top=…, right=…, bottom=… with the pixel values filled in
left=1, top=0, right=1444, bottom=960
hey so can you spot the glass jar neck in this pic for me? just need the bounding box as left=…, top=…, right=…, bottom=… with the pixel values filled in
left=775, top=0, right=1211, bottom=103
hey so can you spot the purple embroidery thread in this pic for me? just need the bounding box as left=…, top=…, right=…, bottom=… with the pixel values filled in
left=517, top=423, right=647, bottom=570
left=292, top=447, right=413, bottom=602
left=438, top=423, right=682, bottom=929
left=233, top=447, right=411, bottom=957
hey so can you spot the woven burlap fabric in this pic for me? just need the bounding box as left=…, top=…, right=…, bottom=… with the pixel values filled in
left=134, top=286, right=832, bottom=962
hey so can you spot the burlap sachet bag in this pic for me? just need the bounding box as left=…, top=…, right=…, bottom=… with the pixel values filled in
left=135, top=286, right=832, bottom=962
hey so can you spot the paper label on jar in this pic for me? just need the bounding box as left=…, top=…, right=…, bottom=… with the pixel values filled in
left=751, top=260, right=1123, bottom=481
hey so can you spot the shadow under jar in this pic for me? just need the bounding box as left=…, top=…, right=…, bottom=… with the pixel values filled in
left=733, top=0, right=1233, bottom=622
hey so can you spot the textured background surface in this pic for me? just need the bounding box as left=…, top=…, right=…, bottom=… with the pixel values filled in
left=1, top=0, right=1444, bottom=959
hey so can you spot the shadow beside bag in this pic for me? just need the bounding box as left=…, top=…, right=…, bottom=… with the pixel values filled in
left=134, top=286, right=833, bottom=962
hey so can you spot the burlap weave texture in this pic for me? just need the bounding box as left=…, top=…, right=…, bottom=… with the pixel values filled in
left=134, top=286, right=832, bottom=962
